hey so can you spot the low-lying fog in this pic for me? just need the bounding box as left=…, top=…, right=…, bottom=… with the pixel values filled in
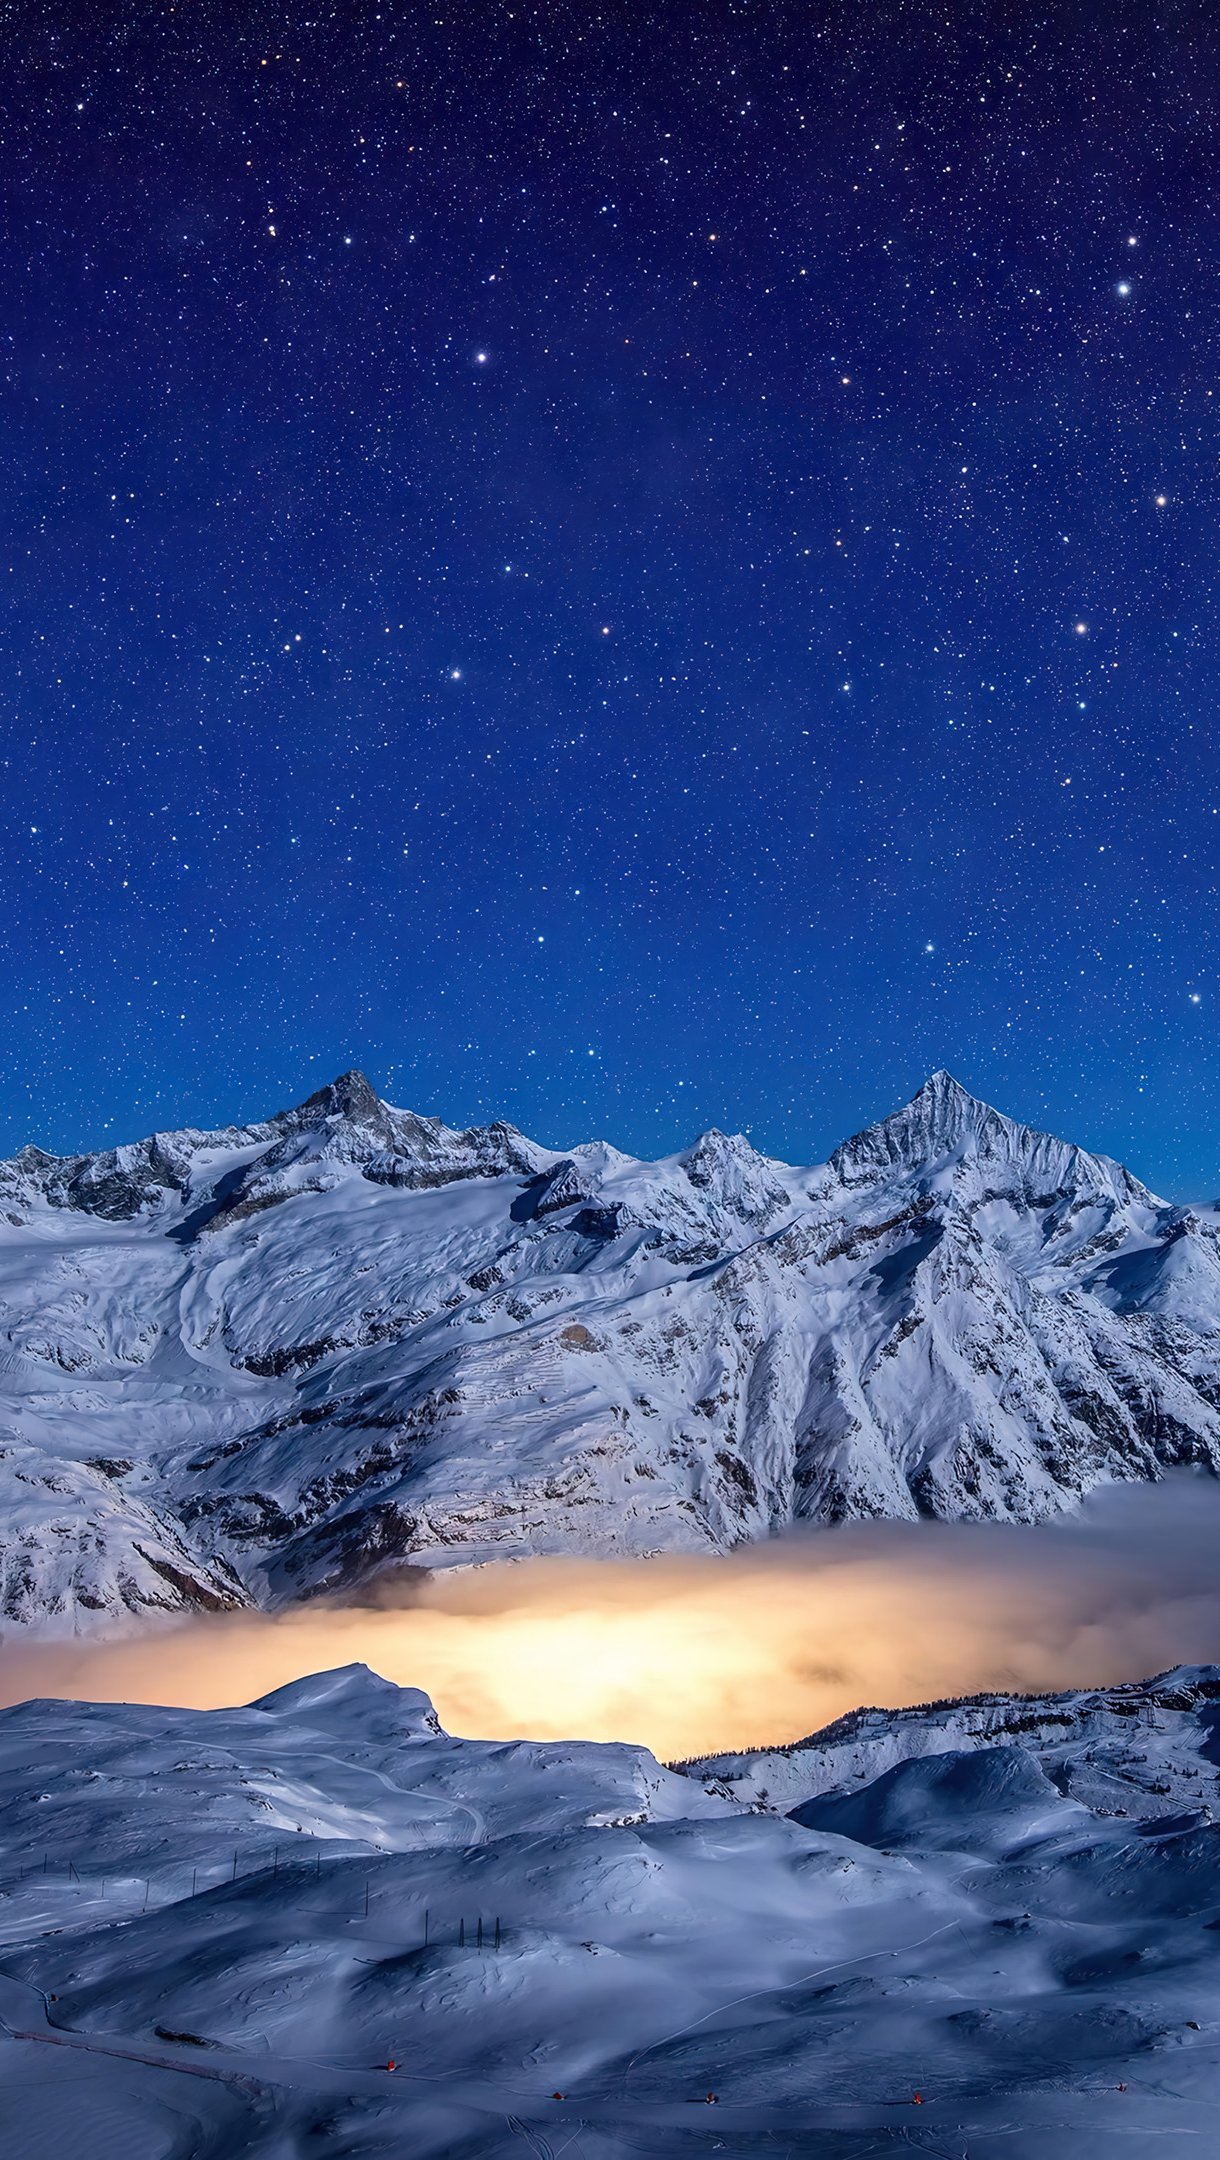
left=5, top=1477, right=1220, bottom=1757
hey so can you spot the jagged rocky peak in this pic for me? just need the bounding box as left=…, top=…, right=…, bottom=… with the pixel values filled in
left=261, top=1068, right=435, bottom=1170
left=829, top=1068, right=1157, bottom=1214
left=360, top=1114, right=545, bottom=1191
left=0, top=1126, right=251, bottom=1224
left=272, top=1067, right=390, bottom=1134
left=681, top=1128, right=790, bottom=1224
left=1, top=1070, right=549, bottom=1228
left=526, top=1156, right=596, bottom=1218
left=215, top=1072, right=548, bottom=1217
left=834, top=1069, right=1026, bottom=1171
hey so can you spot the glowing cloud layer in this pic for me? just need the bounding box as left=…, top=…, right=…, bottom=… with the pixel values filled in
left=5, top=1481, right=1220, bottom=1759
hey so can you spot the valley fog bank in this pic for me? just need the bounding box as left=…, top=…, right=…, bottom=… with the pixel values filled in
left=4, top=1479, right=1220, bottom=1757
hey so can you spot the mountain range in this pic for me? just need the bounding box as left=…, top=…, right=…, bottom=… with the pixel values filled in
left=3, top=1065, right=1220, bottom=1632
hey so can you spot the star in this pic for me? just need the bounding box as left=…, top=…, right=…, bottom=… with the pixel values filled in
left=8, top=0, right=1218, bottom=1203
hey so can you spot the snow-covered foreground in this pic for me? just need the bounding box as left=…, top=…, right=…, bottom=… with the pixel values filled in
left=4, top=1664, right=1220, bottom=2156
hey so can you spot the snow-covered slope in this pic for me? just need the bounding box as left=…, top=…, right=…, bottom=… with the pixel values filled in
left=4, top=1661, right=1220, bottom=2155
left=689, top=1664, right=1220, bottom=1816
left=3, top=1067, right=1220, bottom=1630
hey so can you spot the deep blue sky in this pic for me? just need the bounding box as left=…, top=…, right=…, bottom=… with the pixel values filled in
left=3, top=2, right=1219, bottom=1193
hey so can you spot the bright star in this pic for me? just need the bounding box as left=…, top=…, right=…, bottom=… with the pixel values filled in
left=1116, top=280, right=1131, bottom=296
left=1074, top=622, right=1088, bottom=635
left=1190, top=992, right=1202, bottom=1005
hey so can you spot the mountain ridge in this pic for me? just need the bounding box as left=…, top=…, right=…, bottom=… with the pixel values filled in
left=1, top=1067, right=1218, bottom=1634
left=0, top=1065, right=1155, bottom=1223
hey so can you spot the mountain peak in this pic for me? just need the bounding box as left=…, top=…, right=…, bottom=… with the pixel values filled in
left=276, top=1068, right=385, bottom=1129
left=909, top=1068, right=985, bottom=1116
left=903, top=1069, right=1001, bottom=1141
left=917, top=1067, right=972, bottom=1100
left=829, top=1072, right=1010, bottom=1178
left=681, top=1127, right=789, bottom=1224
left=828, top=1072, right=1155, bottom=1211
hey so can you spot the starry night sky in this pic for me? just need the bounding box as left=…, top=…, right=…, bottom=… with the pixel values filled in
left=3, top=2, right=1219, bottom=1193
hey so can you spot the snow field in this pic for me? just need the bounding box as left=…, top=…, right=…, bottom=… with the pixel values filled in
left=3, top=1661, right=1220, bottom=2154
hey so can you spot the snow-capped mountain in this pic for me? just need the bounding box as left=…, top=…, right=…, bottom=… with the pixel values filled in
left=3, top=1067, right=1220, bottom=1631
left=3, top=1660, right=1220, bottom=2155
